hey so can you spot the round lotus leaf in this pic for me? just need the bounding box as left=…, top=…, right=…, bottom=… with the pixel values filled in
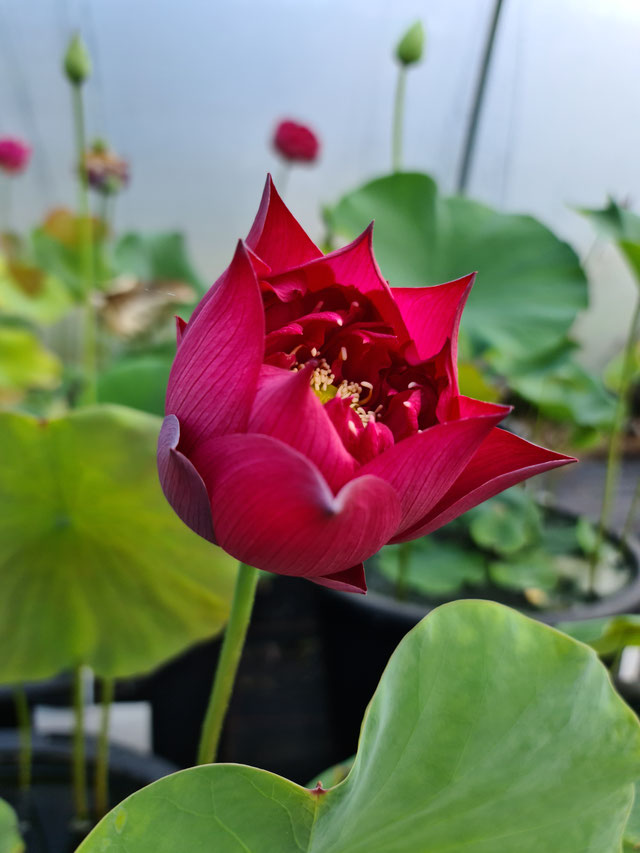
left=79, top=601, right=640, bottom=853
left=0, top=405, right=236, bottom=683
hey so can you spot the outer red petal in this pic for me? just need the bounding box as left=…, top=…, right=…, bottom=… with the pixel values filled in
left=165, top=241, right=264, bottom=453
left=309, top=564, right=367, bottom=594
left=248, top=363, right=356, bottom=493
left=175, top=316, right=187, bottom=346
left=245, top=174, right=322, bottom=272
left=157, top=414, right=216, bottom=543
left=191, top=433, right=401, bottom=579
left=392, top=273, right=474, bottom=365
left=359, top=401, right=509, bottom=538
left=393, top=428, right=576, bottom=542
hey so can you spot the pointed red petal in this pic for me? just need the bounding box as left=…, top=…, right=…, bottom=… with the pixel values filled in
left=175, top=316, right=187, bottom=347
left=391, top=273, right=475, bottom=364
left=157, top=415, right=216, bottom=543
left=359, top=401, right=509, bottom=537
left=393, top=428, right=576, bottom=542
left=165, top=241, right=264, bottom=453
left=191, top=433, right=401, bottom=579
left=310, top=564, right=367, bottom=594
left=246, top=175, right=322, bottom=271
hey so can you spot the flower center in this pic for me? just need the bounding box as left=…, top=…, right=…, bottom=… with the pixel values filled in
left=294, top=358, right=376, bottom=426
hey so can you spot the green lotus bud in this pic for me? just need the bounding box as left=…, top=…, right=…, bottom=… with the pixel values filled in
left=395, top=21, right=425, bottom=66
left=64, top=33, right=91, bottom=85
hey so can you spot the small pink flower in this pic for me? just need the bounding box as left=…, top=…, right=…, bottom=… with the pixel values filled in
left=273, top=120, right=320, bottom=163
left=0, top=137, right=31, bottom=175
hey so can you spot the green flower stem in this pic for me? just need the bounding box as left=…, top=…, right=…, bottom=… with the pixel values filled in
left=94, top=677, right=114, bottom=819
left=395, top=541, right=412, bottom=601
left=590, top=292, right=640, bottom=585
left=197, top=563, right=259, bottom=765
left=13, top=686, right=32, bottom=792
left=622, top=476, right=640, bottom=547
left=72, top=665, right=89, bottom=822
left=392, top=65, right=407, bottom=172
left=71, top=82, right=97, bottom=404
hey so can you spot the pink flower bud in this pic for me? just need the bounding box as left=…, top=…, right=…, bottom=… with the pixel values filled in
left=272, top=120, right=320, bottom=164
left=0, top=137, right=31, bottom=175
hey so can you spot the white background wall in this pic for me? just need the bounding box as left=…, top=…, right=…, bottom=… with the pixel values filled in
left=1, top=0, right=639, bottom=366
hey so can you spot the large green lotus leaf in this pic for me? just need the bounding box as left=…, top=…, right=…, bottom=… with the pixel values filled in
left=327, top=173, right=588, bottom=365
left=79, top=601, right=640, bottom=853
left=0, top=326, right=62, bottom=399
left=0, top=405, right=236, bottom=683
left=624, top=783, right=640, bottom=849
left=0, top=799, right=23, bottom=853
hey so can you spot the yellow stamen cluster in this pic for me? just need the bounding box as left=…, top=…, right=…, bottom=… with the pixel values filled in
left=294, top=357, right=376, bottom=426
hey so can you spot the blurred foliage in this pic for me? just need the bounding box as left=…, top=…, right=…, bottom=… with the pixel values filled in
left=580, top=198, right=640, bottom=283
left=0, top=324, right=61, bottom=405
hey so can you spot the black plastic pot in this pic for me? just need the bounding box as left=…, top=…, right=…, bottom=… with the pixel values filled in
left=147, top=574, right=341, bottom=784
left=317, top=518, right=640, bottom=762
left=0, top=731, right=176, bottom=853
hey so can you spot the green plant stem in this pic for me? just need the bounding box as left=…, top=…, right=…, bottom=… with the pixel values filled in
left=456, top=0, right=505, bottom=194
left=392, top=65, right=407, bottom=172
left=72, top=665, right=89, bottom=822
left=395, top=542, right=412, bottom=601
left=622, top=476, right=640, bottom=547
left=71, top=82, right=97, bottom=404
left=13, top=686, right=32, bottom=792
left=94, top=677, right=114, bottom=819
left=197, top=563, right=259, bottom=765
left=590, top=293, right=640, bottom=586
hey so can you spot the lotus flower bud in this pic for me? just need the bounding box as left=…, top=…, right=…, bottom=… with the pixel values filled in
left=0, top=137, right=31, bottom=175
left=273, top=120, right=320, bottom=164
left=64, top=33, right=91, bottom=85
left=395, top=21, right=425, bottom=66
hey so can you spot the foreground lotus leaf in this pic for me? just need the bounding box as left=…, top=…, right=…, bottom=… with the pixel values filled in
left=79, top=600, right=640, bottom=852
left=0, top=798, right=22, bottom=853
left=0, top=405, right=236, bottom=683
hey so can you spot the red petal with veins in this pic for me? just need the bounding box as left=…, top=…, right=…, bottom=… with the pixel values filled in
left=246, top=175, right=322, bottom=272
left=359, top=400, right=510, bottom=537
left=165, top=241, right=264, bottom=453
left=157, top=415, right=216, bottom=543
left=191, top=433, right=401, bottom=578
left=393, top=428, right=576, bottom=542
left=310, top=564, right=367, bottom=594
left=248, top=363, right=356, bottom=493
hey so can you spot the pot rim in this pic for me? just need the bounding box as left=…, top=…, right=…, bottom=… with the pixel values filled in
left=322, top=506, right=640, bottom=627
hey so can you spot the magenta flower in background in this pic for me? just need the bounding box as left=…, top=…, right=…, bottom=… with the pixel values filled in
left=0, top=137, right=31, bottom=175
left=273, top=120, right=320, bottom=163
left=158, top=177, right=574, bottom=594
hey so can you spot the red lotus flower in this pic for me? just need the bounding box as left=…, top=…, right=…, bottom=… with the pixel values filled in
left=0, top=137, right=31, bottom=175
left=158, top=177, right=574, bottom=594
left=273, top=120, right=320, bottom=163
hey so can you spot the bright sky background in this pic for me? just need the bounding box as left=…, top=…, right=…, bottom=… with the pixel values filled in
left=2, top=0, right=639, bottom=365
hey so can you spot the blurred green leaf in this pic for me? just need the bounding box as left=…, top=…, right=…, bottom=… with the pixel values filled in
left=581, top=199, right=640, bottom=282
left=0, top=253, right=73, bottom=325
left=97, top=354, right=172, bottom=415
left=377, top=536, right=486, bottom=596
left=0, top=326, right=62, bottom=401
left=0, top=405, right=236, bottom=682
left=605, top=342, right=640, bottom=393
left=327, top=173, right=588, bottom=366
left=457, top=361, right=502, bottom=402
left=0, top=798, right=23, bottom=853
left=559, top=614, right=640, bottom=658
left=489, top=549, right=559, bottom=593
left=575, top=515, right=598, bottom=556
left=114, top=232, right=204, bottom=294
left=79, top=601, right=640, bottom=853
left=468, top=488, right=542, bottom=556
left=624, top=783, right=640, bottom=850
